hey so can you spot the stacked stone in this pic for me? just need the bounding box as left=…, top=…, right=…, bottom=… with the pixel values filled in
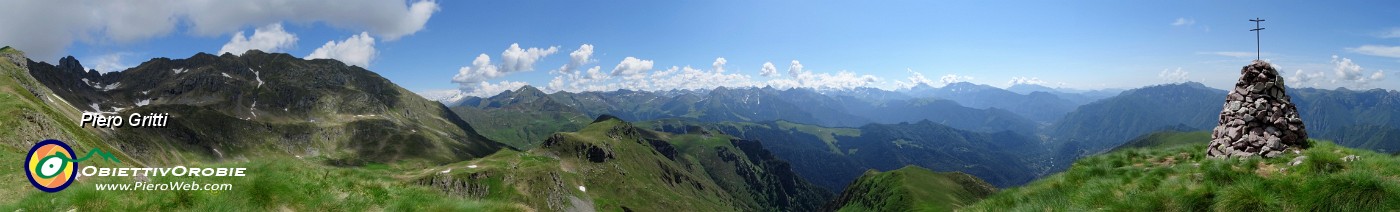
left=1207, top=60, right=1308, bottom=158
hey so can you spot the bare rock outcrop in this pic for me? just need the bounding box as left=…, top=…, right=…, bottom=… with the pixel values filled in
left=1207, top=60, right=1309, bottom=158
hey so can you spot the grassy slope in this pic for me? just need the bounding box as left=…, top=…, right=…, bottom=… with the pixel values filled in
left=452, top=106, right=590, bottom=149
left=966, top=131, right=1400, bottom=211
left=538, top=118, right=737, bottom=210
left=0, top=47, right=135, bottom=204
left=3, top=157, right=520, bottom=211
left=1111, top=130, right=1211, bottom=152
left=827, top=165, right=996, bottom=212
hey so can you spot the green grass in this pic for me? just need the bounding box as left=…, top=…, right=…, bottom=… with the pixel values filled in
left=830, top=165, right=996, bottom=212
left=0, top=47, right=136, bottom=204
left=965, top=133, right=1400, bottom=211
left=1112, top=130, right=1211, bottom=151
left=452, top=107, right=590, bottom=149
left=774, top=120, right=860, bottom=154
left=2, top=157, right=520, bottom=211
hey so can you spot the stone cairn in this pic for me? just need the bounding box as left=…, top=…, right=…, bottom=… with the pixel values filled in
left=1207, top=60, right=1308, bottom=158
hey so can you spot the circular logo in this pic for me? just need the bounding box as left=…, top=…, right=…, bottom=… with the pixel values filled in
left=26, top=139, right=77, bottom=192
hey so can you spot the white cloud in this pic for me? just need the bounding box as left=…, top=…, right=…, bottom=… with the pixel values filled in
left=220, top=23, right=298, bottom=55
left=1159, top=67, right=1189, bottom=82
left=451, top=43, right=558, bottom=93
left=1007, top=77, right=1047, bottom=86
left=787, top=60, right=805, bottom=77
left=1330, top=55, right=1385, bottom=87
left=767, top=62, right=880, bottom=90
left=464, top=80, right=530, bottom=97
left=558, top=44, right=594, bottom=74
left=548, top=65, right=611, bottom=92
left=894, top=69, right=935, bottom=89
left=611, top=57, right=654, bottom=77
left=0, top=0, right=439, bottom=61
left=500, top=43, right=559, bottom=73
left=181, top=0, right=440, bottom=40
left=712, top=57, right=727, bottom=73
left=645, top=65, right=757, bottom=91
left=452, top=54, right=502, bottom=87
left=1288, top=69, right=1326, bottom=87
left=416, top=89, right=468, bottom=103
left=1377, top=28, right=1400, bottom=39
left=759, top=62, right=779, bottom=77
left=939, top=74, right=972, bottom=85
left=1171, top=18, right=1195, bottom=26
left=89, top=53, right=132, bottom=73
left=1346, top=45, right=1400, bottom=58
left=306, top=32, right=376, bottom=67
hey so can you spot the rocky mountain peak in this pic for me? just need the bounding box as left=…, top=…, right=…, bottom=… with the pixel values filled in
left=515, top=85, right=546, bottom=96
left=1208, top=61, right=1309, bottom=158
left=57, top=55, right=84, bottom=71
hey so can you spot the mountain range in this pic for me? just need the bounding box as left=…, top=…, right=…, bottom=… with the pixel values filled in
left=6, top=45, right=1400, bottom=211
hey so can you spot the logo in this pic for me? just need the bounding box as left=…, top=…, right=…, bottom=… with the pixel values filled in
left=26, top=139, right=78, bottom=192
left=25, top=139, right=120, bottom=192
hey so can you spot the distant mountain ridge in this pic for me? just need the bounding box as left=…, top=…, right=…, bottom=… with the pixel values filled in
left=450, top=85, right=1050, bottom=149
left=641, top=119, right=1049, bottom=192
left=440, top=80, right=1119, bottom=129
left=905, top=82, right=1085, bottom=122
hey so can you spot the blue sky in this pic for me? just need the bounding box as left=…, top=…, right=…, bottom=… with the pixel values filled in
left=3, top=0, right=1397, bottom=98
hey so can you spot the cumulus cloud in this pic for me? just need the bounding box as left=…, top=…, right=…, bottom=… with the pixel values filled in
left=1159, top=67, right=1190, bottom=82
left=939, top=74, right=973, bottom=85
left=0, top=0, right=438, bottom=61
left=807, top=71, right=880, bottom=89
left=500, top=44, right=559, bottom=73
left=787, top=60, right=805, bottom=77
left=611, top=57, right=655, bottom=77
left=548, top=66, right=610, bottom=92
left=306, top=32, right=377, bottom=67
left=219, top=23, right=298, bottom=55
left=558, top=44, right=594, bottom=74
left=766, top=61, right=880, bottom=90
left=89, top=52, right=132, bottom=73
left=1171, top=18, right=1195, bottom=26
left=1007, top=77, right=1047, bottom=86
left=1346, top=45, right=1400, bottom=58
left=712, top=57, right=727, bottom=73
left=759, top=62, right=779, bottom=77
left=1288, top=69, right=1326, bottom=87
left=451, top=43, right=558, bottom=93
left=894, top=69, right=935, bottom=89
left=1330, top=55, right=1385, bottom=87
left=452, top=54, right=503, bottom=87
left=647, top=65, right=756, bottom=91
left=465, top=80, right=531, bottom=97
